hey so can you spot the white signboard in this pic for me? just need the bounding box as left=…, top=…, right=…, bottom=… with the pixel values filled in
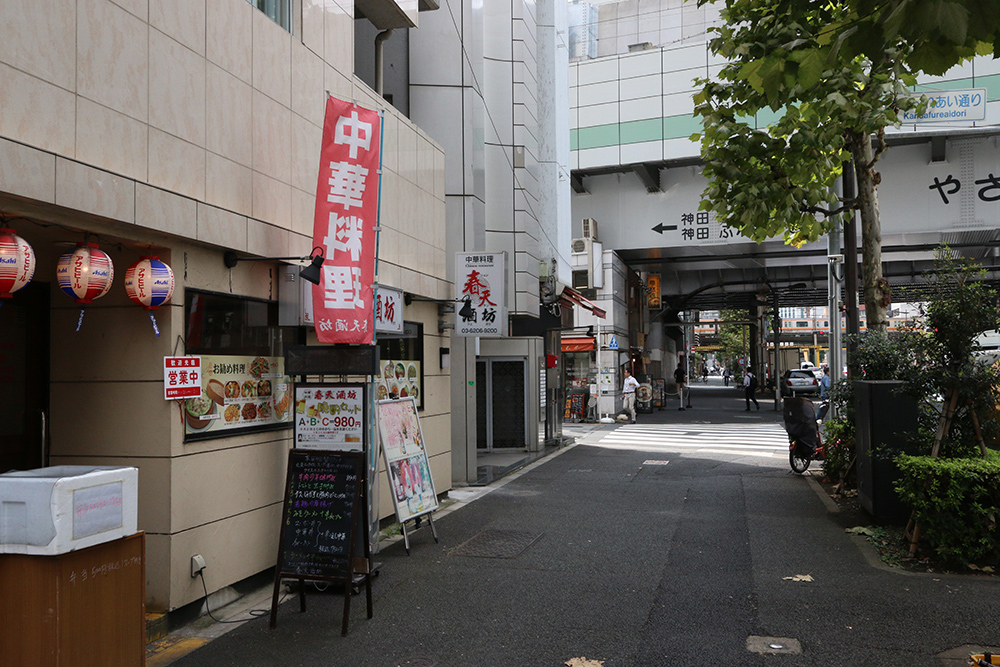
left=164, top=356, right=201, bottom=400
left=293, top=384, right=365, bottom=451
left=455, top=252, right=506, bottom=337
left=375, top=286, right=404, bottom=333
left=376, top=398, right=439, bottom=522
left=902, top=88, right=987, bottom=123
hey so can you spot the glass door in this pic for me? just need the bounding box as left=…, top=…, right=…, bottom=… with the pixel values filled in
left=476, top=358, right=527, bottom=450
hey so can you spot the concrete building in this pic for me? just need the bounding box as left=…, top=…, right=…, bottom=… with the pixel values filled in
left=569, top=1, right=1000, bottom=405
left=0, top=0, right=448, bottom=614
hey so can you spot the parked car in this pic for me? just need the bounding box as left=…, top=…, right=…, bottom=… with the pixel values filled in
left=782, top=369, right=819, bottom=397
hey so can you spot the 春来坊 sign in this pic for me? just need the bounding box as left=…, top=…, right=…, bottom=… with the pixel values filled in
left=455, top=252, right=506, bottom=337
left=311, top=96, right=382, bottom=345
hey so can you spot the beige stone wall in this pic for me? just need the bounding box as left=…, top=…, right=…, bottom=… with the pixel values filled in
left=0, top=0, right=450, bottom=612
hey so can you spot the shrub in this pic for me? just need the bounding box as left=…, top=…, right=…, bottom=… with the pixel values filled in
left=895, top=451, right=1000, bottom=565
left=821, top=416, right=855, bottom=484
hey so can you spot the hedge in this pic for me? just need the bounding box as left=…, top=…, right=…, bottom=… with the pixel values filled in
left=895, top=451, right=1000, bottom=565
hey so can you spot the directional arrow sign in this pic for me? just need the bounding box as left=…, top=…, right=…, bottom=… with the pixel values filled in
left=652, top=223, right=677, bottom=234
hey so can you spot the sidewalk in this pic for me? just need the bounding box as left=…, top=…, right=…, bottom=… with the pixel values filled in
left=152, top=395, right=1000, bottom=666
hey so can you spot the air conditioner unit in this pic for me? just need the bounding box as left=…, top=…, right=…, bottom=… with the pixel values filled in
left=581, top=218, right=598, bottom=240
left=571, top=238, right=594, bottom=289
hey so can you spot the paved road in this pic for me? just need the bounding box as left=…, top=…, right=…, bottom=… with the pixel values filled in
left=167, top=412, right=1000, bottom=667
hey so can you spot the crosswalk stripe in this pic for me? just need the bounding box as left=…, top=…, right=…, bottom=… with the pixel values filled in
left=597, top=423, right=790, bottom=452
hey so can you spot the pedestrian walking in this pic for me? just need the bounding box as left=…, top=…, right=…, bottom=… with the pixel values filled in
left=744, top=369, right=759, bottom=411
left=622, top=368, right=639, bottom=423
left=723, top=367, right=731, bottom=386
left=674, top=363, right=688, bottom=410
left=817, top=366, right=831, bottom=420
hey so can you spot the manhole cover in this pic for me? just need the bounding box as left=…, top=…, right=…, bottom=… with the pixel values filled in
left=394, top=658, right=438, bottom=667
left=449, top=529, right=543, bottom=558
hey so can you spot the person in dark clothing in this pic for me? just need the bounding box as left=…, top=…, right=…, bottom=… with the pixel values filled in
left=674, top=363, right=688, bottom=410
left=743, top=370, right=760, bottom=411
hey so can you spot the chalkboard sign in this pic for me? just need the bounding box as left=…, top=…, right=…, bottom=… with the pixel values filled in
left=270, top=449, right=372, bottom=634
left=569, top=391, right=586, bottom=417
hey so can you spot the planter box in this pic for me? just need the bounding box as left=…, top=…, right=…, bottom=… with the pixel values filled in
left=854, top=381, right=917, bottom=524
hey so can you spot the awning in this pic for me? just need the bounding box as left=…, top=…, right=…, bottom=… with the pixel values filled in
left=561, top=337, right=596, bottom=352
left=559, top=287, right=607, bottom=319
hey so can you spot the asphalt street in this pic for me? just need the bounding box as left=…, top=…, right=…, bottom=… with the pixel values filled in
left=164, top=378, right=1000, bottom=667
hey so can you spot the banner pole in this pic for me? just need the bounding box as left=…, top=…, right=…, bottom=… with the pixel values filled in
left=368, top=109, right=387, bottom=555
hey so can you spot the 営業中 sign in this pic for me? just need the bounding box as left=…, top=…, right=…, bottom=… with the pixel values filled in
left=164, top=356, right=201, bottom=399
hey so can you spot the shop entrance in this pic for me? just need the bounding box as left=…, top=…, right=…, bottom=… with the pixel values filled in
left=476, top=358, right=527, bottom=450
left=0, top=281, right=50, bottom=473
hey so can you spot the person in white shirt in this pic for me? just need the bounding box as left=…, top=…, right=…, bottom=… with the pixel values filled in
left=622, top=368, right=640, bottom=423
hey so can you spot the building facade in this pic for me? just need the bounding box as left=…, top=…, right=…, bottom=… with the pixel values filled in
left=0, top=0, right=448, bottom=613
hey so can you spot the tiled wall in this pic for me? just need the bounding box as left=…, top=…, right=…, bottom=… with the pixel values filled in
left=571, top=39, right=1000, bottom=173
left=0, top=0, right=448, bottom=612
left=594, top=0, right=718, bottom=58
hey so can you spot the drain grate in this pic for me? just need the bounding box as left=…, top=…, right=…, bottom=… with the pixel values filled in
left=449, top=529, right=543, bottom=558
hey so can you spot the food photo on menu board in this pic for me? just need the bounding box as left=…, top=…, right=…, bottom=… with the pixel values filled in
left=376, top=398, right=438, bottom=521
left=293, top=385, right=365, bottom=451
left=184, top=355, right=292, bottom=436
left=376, top=360, right=422, bottom=404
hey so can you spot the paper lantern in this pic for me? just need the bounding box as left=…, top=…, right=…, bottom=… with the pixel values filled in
left=124, top=257, right=174, bottom=337
left=124, top=257, right=174, bottom=309
left=0, top=228, right=35, bottom=298
left=57, top=243, right=114, bottom=303
left=56, top=243, right=114, bottom=331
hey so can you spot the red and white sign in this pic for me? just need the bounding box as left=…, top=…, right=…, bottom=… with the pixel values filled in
left=311, top=96, right=382, bottom=344
left=164, top=356, right=202, bottom=400
left=375, top=286, right=404, bottom=333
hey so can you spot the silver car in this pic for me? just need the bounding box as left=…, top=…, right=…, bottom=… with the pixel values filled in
left=782, top=369, right=819, bottom=397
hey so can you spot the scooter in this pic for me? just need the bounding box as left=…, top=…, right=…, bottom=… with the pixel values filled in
left=782, top=397, right=825, bottom=473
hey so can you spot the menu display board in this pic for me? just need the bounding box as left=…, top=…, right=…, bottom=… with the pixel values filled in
left=294, top=384, right=366, bottom=451
left=277, top=449, right=363, bottom=579
left=270, top=448, right=373, bottom=635
left=376, top=398, right=438, bottom=522
left=375, top=359, right=422, bottom=406
left=183, top=354, right=292, bottom=437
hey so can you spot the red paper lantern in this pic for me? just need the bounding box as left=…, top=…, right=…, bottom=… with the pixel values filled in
left=57, top=243, right=114, bottom=331
left=124, top=256, right=174, bottom=310
left=124, top=257, right=175, bottom=337
left=0, top=228, right=36, bottom=298
left=57, top=243, right=114, bottom=303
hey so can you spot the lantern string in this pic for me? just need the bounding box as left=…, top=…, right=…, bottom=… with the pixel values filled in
left=149, top=312, right=161, bottom=337
left=75, top=307, right=86, bottom=332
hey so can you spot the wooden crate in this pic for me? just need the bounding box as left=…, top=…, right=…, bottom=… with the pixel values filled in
left=0, top=532, right=146, bottom=666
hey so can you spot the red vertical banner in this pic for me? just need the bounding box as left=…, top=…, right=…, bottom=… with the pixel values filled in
left=311, top=96, right=382, bottom=344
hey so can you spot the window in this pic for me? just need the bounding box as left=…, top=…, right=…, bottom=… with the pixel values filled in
left=249, top=0, right=291, bottom=32
left=796, top=321, right=808, bottom=327
left=377, top=322, right=425, bottom=410
left=184, top=290, right=302, bottom=441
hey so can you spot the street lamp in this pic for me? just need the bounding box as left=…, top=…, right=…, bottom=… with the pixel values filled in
left=223, top=247, right=326, bottom=285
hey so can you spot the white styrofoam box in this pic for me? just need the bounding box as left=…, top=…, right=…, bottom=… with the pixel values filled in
left=0, top=466, right=138, bottom=555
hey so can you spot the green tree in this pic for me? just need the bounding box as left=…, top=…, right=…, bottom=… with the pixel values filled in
left=718, top=309, right=749, bottom=374
left=692, top=0, right=994, bottom=332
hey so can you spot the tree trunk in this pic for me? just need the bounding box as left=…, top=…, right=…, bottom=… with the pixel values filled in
left=850, top=132, right=888, bottom=332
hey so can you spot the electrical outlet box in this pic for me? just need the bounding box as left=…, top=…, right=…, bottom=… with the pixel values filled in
left=191, top=554, right=206, bottom=578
